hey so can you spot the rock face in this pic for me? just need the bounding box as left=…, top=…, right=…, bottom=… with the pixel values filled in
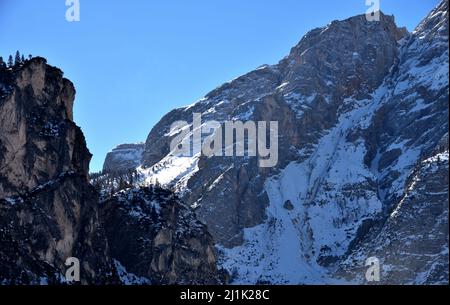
left=101, top=186, right=224, bottom=284
left=0, top=58, right=224, bottom=284
left=102, top=143, right=144, bottom=173
left=138, top=12, right=408, bottom=248
left=121, top=1, right=448, bottom=284
left=0, top=58, right=116, bottom=284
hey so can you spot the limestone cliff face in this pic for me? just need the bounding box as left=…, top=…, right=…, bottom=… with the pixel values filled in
left=0, top=58, right=116, bottom=284
left=336, top=0, right=449, bottom=284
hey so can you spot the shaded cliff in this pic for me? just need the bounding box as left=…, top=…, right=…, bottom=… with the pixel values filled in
left=0, top=58, right=116, bottom=284
left=101, top=186, right=225, bottom=284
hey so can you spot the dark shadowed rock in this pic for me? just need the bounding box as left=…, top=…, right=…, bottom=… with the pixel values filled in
left=101, top=186, right=226, bottom=284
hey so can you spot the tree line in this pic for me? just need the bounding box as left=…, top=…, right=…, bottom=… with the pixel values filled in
left=0, top=51, right=33, bottom=69
left=91, top=169, right=147, bottom=198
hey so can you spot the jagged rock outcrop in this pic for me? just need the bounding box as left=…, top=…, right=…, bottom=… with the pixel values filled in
left=118, top=1, right=449, bottom=284
left=0, top=58, right=117, bottom=284
left=101, top=186, right=226, bottom=284
left=102, top=143, right=144, bottom=173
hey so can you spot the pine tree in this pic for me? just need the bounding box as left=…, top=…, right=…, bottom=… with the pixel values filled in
left=21, top=54, right=25, bottom=63
left=7, top=55, right=13, bottom=67
left=14, top=51, right=21, bottom=66
left=118, top=176, right=126, bottom=191
left=155, top=178, right=161, bottom=188
left=0, top=57, right=5, bottom=68
left=93, top=181, right=102, bottom=194
left=129, top=170, right=134, bottom=187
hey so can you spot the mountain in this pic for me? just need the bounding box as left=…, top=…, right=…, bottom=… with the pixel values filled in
left=102, top=143, right=144, bottom=173
left=139, top=12, right=409, bottom=251
left=108, top=1, right=448, bottom=284
left=1, top=0, right=448, bottom=285
left=0, top=58, right=224, bottom=284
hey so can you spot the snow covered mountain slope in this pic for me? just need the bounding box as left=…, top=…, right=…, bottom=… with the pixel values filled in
left=109, top=1, right=448, bottom=284
left=337, top=144, right=449, bottom=284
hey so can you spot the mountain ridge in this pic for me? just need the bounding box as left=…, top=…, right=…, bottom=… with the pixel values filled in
left=107, top=0, right=448, bottom=284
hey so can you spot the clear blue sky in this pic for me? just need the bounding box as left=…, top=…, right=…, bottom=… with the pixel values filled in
left=0, top=0, right=440, bottom=172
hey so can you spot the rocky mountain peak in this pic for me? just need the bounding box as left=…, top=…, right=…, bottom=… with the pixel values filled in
left=279, top=12, right=408, bottom=100
left=0, top=57, right=114, bottom=284
left=414, top=0, right=448, bottom=36
left=0, top=57, right=89, bottom=198
left=102, top=143, right=145, bottom=173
